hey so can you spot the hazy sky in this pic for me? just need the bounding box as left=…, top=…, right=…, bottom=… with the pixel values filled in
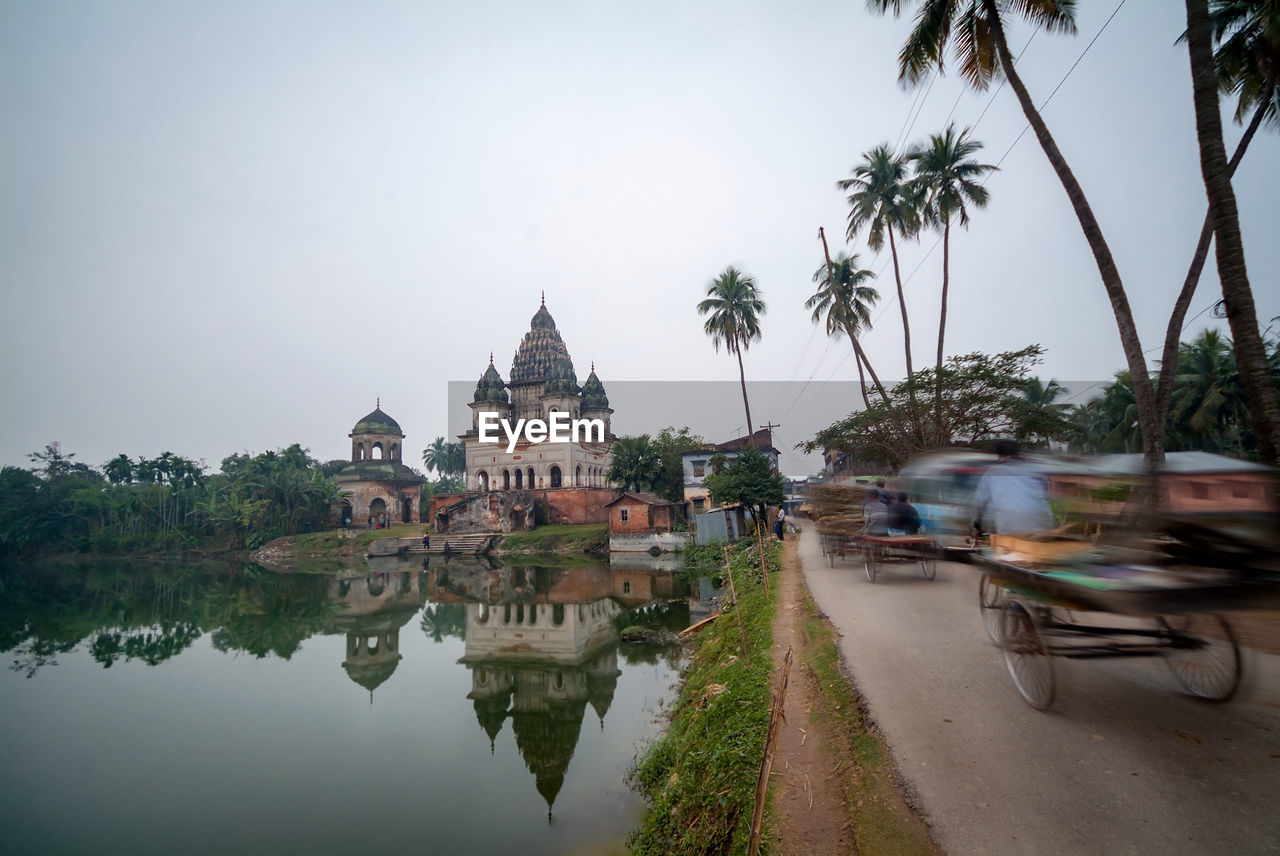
left=3, top=0, right=1277, bottom=477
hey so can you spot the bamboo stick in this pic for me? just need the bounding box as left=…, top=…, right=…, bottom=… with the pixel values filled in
left=748, top=647, right=792, bottom=856
left=723, top=546, right=750, bottom=667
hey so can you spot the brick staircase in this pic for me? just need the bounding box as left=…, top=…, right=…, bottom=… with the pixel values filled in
left=392, top=532, right=497, bottom=556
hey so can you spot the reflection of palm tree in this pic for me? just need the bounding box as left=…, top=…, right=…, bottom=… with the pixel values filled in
left=420, top=602, right=467, bottom=642
left=698, top=267, right=766, bottom=446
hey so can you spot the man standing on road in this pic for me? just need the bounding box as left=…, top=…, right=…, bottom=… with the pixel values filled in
left=972, top=440, right=1055, bottom=535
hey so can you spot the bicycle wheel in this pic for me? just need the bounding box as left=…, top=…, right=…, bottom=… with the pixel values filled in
left=919, top=554, right=936, bottom=580
left=979, top=575, right=1003, bottom=645
left=863, top=543, right=878, bottom=583
left=1000, top=597, right=1055, bottom=710
left=1159, top=614, right=1241, bottom=702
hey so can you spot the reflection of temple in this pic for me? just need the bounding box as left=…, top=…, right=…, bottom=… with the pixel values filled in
left=433, top=564, right=628, bottom=819
left=328, top=570, right=421, bottom=701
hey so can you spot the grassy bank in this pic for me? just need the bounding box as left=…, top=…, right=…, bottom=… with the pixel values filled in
left=495, top=523, right=608, bottom=554
left=796, top=588, right=940, bottom=856
left=628, top=539, right=780, bottom=856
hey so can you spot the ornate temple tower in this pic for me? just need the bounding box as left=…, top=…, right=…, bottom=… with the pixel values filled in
left=459, top=297, right=614, bottom=493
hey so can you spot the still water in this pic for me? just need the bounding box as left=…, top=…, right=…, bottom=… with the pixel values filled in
left=0, top=556, right=698, bottom=855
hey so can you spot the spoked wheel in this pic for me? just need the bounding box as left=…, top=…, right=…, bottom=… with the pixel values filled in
left=827, top=548, right=835, bottom=568
left=1000, top=597, right=1056, bottom=710
left=863, top=544, right=878, bottom=583
left=919, top=553, right=937, bottom=580
left=979, top=575, right=1004, bottom=645
left=1158, top=614, right=1241, bottom=702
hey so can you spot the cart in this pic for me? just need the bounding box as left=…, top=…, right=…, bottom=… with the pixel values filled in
left=820, top=531, right=938, bottom=582
left=971, top=551, right=1279, bottom=710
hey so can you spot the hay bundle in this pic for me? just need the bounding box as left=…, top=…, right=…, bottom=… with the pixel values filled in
left=808, top=484, right=869, bottom=535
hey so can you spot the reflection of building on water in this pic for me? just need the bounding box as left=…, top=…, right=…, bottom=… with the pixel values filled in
left=328, top=570, right=421, bottom=702
left=438, top=564, right=634, bottom=820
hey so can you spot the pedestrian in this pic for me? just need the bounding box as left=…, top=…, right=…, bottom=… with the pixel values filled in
left=367, top=515, right=373, bottom=531
left=773, top=515, right=784, bottom=541
left=423, top=532, right=430, bottom=550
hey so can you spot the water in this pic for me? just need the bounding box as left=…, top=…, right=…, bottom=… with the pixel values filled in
left=0, top=556, right=691, bottom=855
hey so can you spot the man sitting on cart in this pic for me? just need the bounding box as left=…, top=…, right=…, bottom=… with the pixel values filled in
left=888, top=492, right=922, bottom=535
left=863, top=488, right=890, bottom=536
left=972, top=439, right=1055, bottom=535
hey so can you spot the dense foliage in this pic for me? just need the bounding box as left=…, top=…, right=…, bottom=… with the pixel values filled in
left=0, top=442, right=347, bottom=557
left=702, top=446, right=786, bottom=526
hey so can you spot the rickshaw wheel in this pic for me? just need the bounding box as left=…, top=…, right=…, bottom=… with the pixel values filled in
left=979, top=575, right=1004, bottom=645
left=863, top=543, right=878, bottom=583
left=827, top=548, right=835, bottom=568
left=919, top=554, right=936, bottom=580
left=1159, top=614, right=1241, bottom=702
left=1001, top=597, right=1055, bottom=710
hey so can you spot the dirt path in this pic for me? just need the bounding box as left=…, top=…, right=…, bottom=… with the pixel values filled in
left=770, top=536, right=857, bottom=854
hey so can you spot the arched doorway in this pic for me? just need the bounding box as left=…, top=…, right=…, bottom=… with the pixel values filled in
left=370, top=497, right=387, bottom=525
left=371, top=443, right=384, bottom=460
left=527, top=467, right=535, bottom=488
left=550, top=466, right=562, bottom=488
left=514, top=469, right=523, bottom=489
left=477, top=470, right=489, bottom=492
left=401, top=497, right=412, bottom=523
left=340, top=499, right=353, bottom=526
left=502, top=469, right=510, bottom=490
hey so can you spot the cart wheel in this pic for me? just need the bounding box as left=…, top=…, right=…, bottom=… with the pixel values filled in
left=1000, top=597, right=1055, bottom=710
left=863, top=544, right=878, bottom=583
left=979, top=575, right=1004, bottom=645
left=919, top=554, right=936, bottom=580
left=1158, top=614, right=1241, bottom=702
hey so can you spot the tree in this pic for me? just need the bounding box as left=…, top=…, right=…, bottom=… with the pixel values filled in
left=701, top=446, right=785, bottom=528
left=103, top=454, right=134, bottom=485
left=1184, top=0, right=1280, bottom=464
left=607, top=435, right=663, bottom=492
left=909, top=123, right=995, bottom=440
left=1167, top=329, right=1246, bottom=454
left=650, top=426, right=706, bottom=506
left=1160, top=0, right=1279, bottom=449
left=804, top=346, right=1067, bottom=469
left=838, top=144, right=921, bottom=377
left=697, top=267, right=766, bottom=446
left=806, top=250, right=889, bottom=410
left=869, top=0, right=1165, bottom=465
left=422, top=436, right=452, bottom=476
left=1015, top=377, right=1071, bottom=448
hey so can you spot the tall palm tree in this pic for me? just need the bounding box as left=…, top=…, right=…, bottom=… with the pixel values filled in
left=607, top=435, right=662, bottom=492
left=909, top=124, right=995, bottom=377
left=806, top=252, right=888, bottom=410
left=1159, top=0, right=1278, bottom=451
left=1168, top=329, right=1246, bottom=454
left=1184, top=0, right=1280, bottom=464
left=869, top=0, right=1164, bottom=466
left=698, top=267, right=766, bottom=446
left=837, top=145, right=921, bottom=376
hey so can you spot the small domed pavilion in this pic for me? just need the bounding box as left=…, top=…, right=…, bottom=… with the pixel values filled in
left=334, top=400, right=425, bottom=526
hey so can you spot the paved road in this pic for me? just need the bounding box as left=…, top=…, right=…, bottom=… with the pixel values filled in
left=795, top=520, right=1280, bottom=855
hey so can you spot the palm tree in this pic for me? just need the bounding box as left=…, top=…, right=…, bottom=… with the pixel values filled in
left=909, top=124, right=995, bottom=376
left=806, top=252, right=889, bottom=410
left=837, top=144, right=921, bottom=376
left=868, top=0, right=1164, bottom=465
left=1017, top=377, right=1070, bottom=448
left=1168, top=329, right=1246, bottom=454
left=607, top=435, right=662, bottom=492
left=698, top=267, right=766, bottom=446
left=103, top=454, right=134, bottom=485
left=422, top=437, right=452, bottom=477
left=1184, top=0, right=1280, bottom=464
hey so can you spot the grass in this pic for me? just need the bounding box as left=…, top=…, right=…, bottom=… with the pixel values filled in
left=796, top=588, right=940, bottom=856
left=496, top=522, right=608, bottom=554
left=628, top=539, right=780, bottom=856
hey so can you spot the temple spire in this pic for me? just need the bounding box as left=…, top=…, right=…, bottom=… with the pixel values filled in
left=541, top=290, right=545, bottom=305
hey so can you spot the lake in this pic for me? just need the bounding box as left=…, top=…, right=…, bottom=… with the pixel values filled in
left=0, top=555, right=702, bottom=855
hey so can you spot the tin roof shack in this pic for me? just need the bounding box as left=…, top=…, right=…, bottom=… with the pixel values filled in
left=606, top=492, right=684, bottom=554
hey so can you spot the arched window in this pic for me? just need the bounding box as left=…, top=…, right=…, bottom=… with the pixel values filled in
left=527, top=467, right=535, bottom=488
left=390, top=442, right=399, bottom=460
left=502, top=469, right=510, bottom=490
left=552, top=604, right=565, bottom=626
left=477, top=470, right=489, bottom=492
left=515, top=469, right=523, bottom=489
left=550, top=466, right=561, bottom=488
left=575, top=465, right=581, bottom=486
left=477, top=604, right=489, bottom=624
left=372, top=443, right=384, bottom=460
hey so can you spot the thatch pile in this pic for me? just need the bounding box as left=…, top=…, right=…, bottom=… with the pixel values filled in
left=808, top=483, right=869, bottom=536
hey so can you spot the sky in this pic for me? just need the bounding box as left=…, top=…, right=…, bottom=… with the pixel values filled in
left=2, top=0, right=1277, bottom=478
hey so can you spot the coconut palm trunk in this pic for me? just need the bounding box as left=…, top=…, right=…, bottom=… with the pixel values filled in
left=887, top=228, right=913, bottom=377
left=982, top=0, right=1162, bottom=463
left=1183, top=0, right=1280, bottom=465
left=853, top=346, right=872, bottom=410
left=1155, top=98, right=1269, bottom=436
left=936, top=215, right=952, bottom=444
left=734, top=335, right=755, bottom=447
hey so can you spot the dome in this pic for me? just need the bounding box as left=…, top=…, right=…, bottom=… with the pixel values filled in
left=581, top=367, right=609, bottom=411
left=474, top=358, right=509, bottom=404
left=510, top=299, right=577, bottom=386
left=353, top=404, right=403, bottom=437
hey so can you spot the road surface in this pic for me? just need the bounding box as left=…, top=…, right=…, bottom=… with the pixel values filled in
left=796, top=520, right=1280, bottom=855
